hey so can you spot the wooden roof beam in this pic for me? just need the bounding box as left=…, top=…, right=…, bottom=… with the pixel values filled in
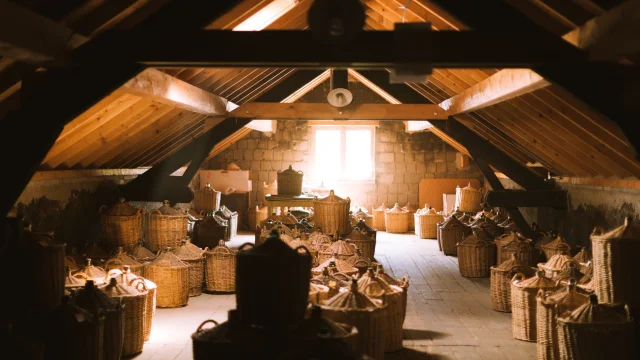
left=120, top=68, right=229, bottom=115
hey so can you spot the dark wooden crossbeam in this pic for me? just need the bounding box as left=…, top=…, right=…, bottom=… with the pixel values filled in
left=73, top=29, right=588, bottom=68
left=485, top=190, right=567, bottom=209
left=136, top=0, right=242, bottom=30
left=427, top=0, right=639, bottom=160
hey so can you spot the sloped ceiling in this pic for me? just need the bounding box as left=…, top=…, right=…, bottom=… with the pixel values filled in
left=0, top=0, right=638, bottom=179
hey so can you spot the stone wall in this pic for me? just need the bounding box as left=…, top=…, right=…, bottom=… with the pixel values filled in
left=204, top=79, right=484, bottom=211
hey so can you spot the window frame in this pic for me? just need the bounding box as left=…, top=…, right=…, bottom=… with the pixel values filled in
left=309, top=124, right=376, bottom=183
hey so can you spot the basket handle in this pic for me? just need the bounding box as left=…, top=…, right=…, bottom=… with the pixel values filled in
left=98, top=205, right=107, bottom=215
left=293, top=245, right=311, bottom=257
left=149, top=210, right=162, bottom=216
left=103, top=258, right=124, bottom=270
left=135, top=208, right=144, bottom=217
left=332, top=272, right=352, bottom=282
left=212, top=243, right=232, bottom=254
left=511, top=272, right=526, bottom=285
left=105, top=268, right=124, bottom=281
left=237, top=243, right=255, bottom=252
left=361, top=282, right=386, bottom=301
left=196, top=319, right=220, bottom=333
left=72, top=272, right=89, bottom=281
left=310, top=279, right=324, bottom=286
left=352, top=259, right=371, bottom=267
left=129, top=278, right=148, bottom=292
left=399, top=276, right=409, bottom=287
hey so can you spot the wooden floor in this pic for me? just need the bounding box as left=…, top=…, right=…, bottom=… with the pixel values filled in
left=132, top=231, right=536, bottom=360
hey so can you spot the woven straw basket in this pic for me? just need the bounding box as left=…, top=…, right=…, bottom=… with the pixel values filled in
left=204, top=240, right=237, bottom=292
left=146, top=201, right=188, bottom=252
left=312, top=256, right=358, bottom=277
left=358, top=269, right=404, bottom=352
left=495, top=232, right=535, bottom=266
left=193, top=183, right=221, bottom=213
left=541, top=235, right=572, bottom=261
left=321, top=280, right=387, bottom=360
left=100, top=277, right=147, bottom=356
left=308, top=282, right=330, bottom=305
left=590, top=217, right=640, bottom=309
left=277, top=165, right=304, bottom=195
left=346, top=227, right=376, bottom=261
left=414, top=205, right=444, bottom=239
left=470, top=215, right=503, bottom=239
left=248, top=205, right=268, bottom=231
left=318, top=238, right=356, bottom=264
left=372, top=203, right=387, bottom=231
left=99, top=198, right=143, bottom=252
left=490, top=254, right=535, bottom=312
left=313, top=190, right=351, bottom=235
left=104, top=247, right=144, bottom=277
left=457, top=230, right=496, bottom=278
left=439, top=214, right=471, bottom=256
left=76, top=258, right=107, bottom=285
left=216, top=206, right=238, bottom=239
left=145, top=250, right=189, bottom=308
left=385, top=203, right=410, bottom=233
left=538, top=253, right=576, bottom=279
left=26, top=231, right=66, bottom=310
left=511, top=271, right=558, bottom=341
left=455, top=183, right=482, bottom=212
left=536, top=280, right=588, bottom=360
left=558, top=295, right=635, bottom=360
left=172, top=240, right=205, bottom=297
left=351, top=207, right=374, bottom=229
left=402, top=202, right=418, bottom=231
left=312, top=268, right=350, bottom=299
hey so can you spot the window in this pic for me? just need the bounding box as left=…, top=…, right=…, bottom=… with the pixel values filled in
left=310, top=125, right=375, bottom=185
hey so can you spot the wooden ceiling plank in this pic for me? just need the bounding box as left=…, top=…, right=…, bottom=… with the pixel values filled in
left=51, top=98, right=155, bottom=169
left=534, top=0, right=602, bottom=27
left=364, top=0, right=416, bottom=24
left=208, top=69, right=253, bottom=94
left=79, top=103, right=175, bottom=167
left=205, top=0, right=271, bottom=29
left=411, top=0, right=467, bottom=30
left=141, top=116, right=207, bottom=168
left=94, top=107, right=183, bottom=167
left=55, top=91, right=128, bottom=141
left=120, top=68, right=228, bottom=115
left=218, top=68, right=270, bottom=98
left=231, top=68, right=292, bottom=104
left=265, top=0, right=312, bottom=29
left=43, top=93, right=141, bottom=165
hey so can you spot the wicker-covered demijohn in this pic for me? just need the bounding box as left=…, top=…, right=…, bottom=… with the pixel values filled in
left=130, top=243, right=157, bottom=264
left=495, top=232, right=535, bottom=266
left=194, top=214, right=229, bottom=248
left=146, top=200, right=188, bottom=252
left=490, top=253, right=535, bottom=312
left=455, top=183, right=482, bottom=213
left=312, top=267, right=350, bottom=299
left=100, top=277, right=148, bottom=356
left=23, top=231, right=66, bottom=310
left=538, top=253, right=577, bottom=280
left=510, top=270, right=558, bottom=341
left=558, top=294, right=635, bottom=360
left=76, top=258, right=107, bottom=285
left=216, top=205, right=238, bottom=239
left=439, top=214, right=472, bottom=256
left=590, top=217, right=640, bottom=309
left=540, top=235, right=572, bottom=261
left=107, top=267, right=157, bottom=342
left=351, top=207, right=374, bottom=229
left=99, top=198, right=143, bottom=252
left=171, top=240, right=205, bottom=297
left=414, top=205, right=444, bottom=239
left=469, top=214, right=502, bottom=240
left=104, top=246, right=144, bottom=277
left=193, top=183, right=221, bottom=213
left=277, top=165, right=304, bottom=195
left=312, top=256, right=358, bottom=277
left=345, top=227, right=376, bottom=262
left=321, top=279, right=387, bottom=360
left=536, top=279, right=588, bottom=360
left=402, top=202, right=418, bottom=231
left=308, top=282, right=330, bottom=305
left=204, top=240, right=237, bottom=293
left=384, top=203, right=410, bottom=234
left=457, top=229, right=497, bottom=278
left=48, top=295, right=104, bottom=360
left=313, top=190, right=351, bottom=235
left=318, top=237, right=356, bottom=264
left=372, top=203, right=387, bottom=231
left=144, top=250, right=189, bottom=308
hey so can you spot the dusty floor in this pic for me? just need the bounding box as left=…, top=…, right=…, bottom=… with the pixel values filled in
left=132, top=231, right=536, bottom=360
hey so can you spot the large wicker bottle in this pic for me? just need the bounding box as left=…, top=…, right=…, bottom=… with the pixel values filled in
left=313, top=190, right=351, bottom=235
left=193, top=183, right=221, bottom=213
left=235, top=229, right=312, bottom=335
left=99, top=198, right=143, bottom=252
left=47, top=295, right=104, bottom=360
left=438, top=213, right=471, bottom=256
left=146, top=200, right=188, bottom=252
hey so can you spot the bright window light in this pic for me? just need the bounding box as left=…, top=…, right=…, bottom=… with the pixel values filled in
left=345, top=130, right=373, bottom=180
left=312, top=125, right=375, bottom=183
left=233, top=0, right=298, bottom=31
left=315, top=129, right=341, bottom=184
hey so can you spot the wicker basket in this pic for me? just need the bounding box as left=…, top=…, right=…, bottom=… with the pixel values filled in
left=277, top=165, right=304, bottom=195
left=499, top=217, right=520, bottom=233
left=358, top=269, right=404, bottom=352
left=541, top=235, right=572, bottom=260
left=536, top=280, right=588, bottom=360
left=312, top=268, right=350, bottom=299
left=76, top=258, right=107, bottom=285
left=351, top=207, right=374, bottom=229
left=84, top=243, right=110, bottom=266
left=308, top=282, right=330, bottom=305
left=402, top=202, right=418, bottom=231
left=385, top=203, right=410, bottom=234
left=204, top=240, right=237, bottom=293
left=312, top=256, right=358, bottom=277
left=24, top=231, right=66, bottom=310
left=172, top=240, right=205, bottom=297
left=457, top=229, right=497, bottom=278
left=455, top=183, right=482, bottom=212
left=555, top=262, right=584, bottom=286
left=490, top=254, right=535, bottom=312
left=145, top=250, right=189, bottom=308
left=375, top=265, right=409, bottom=322
left=439, top=214, right=471, bottom=256
left=100, top=277, right=147, bottom=356
left=99, top=198, right=143, bottom=252
left=414, top=205, right=444, bottom=239
left=65, top=267, right=87, bottom=289
left=590, top=217, right=640, bottom=309
left=216, top=206, right=238, bottom=239
left=511, top=270, right=558, bottom=341
left=187, top=209, right=203, bottom=238
left=348, top=249, right=378, bottom=276
left=289, top=238, right=318, bottom=266
left=313, top=190, right=351, bottom=235
left=302, top=306, right=359, bottom=353
left=470, top=215, right=503, bottom=239
left=193, top=183, right=221, bottom=213
left=372, top=203, right=387, bottom=231
left=558, top=295, right=635, bottom=360
left=495, top=232, right=535, bottom=266
left=321, top=280, right=387, bottom=360
left=195, top=214, right=229, bottom=249
left=538, top=253, right=576, bottom=279
left=318, top=239, right=356, bottom=264
left=146, top=201, right=188, bottom=252
left=104, top=247, right=144, bottom=277
left=130, top=243, right=157, bottom=263
left=573, top=246, right=591, bottom=266
left=76, top=279, right=124, bottom=360
left=345, top=227, right=376, bottom=261
left=248, top=205, right=268, bottom=231
left=49, top=295, right=104, bottom=360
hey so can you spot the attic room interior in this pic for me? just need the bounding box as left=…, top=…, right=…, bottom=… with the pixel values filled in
left=1, top=0, right=639, bottom=359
